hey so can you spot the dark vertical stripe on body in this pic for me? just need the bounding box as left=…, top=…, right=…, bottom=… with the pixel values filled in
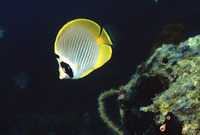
left=76, top=34, right=86, bottom=66
left=80, top=36, right=90, bottom=69
left=74, top=34, right=82, bottom=63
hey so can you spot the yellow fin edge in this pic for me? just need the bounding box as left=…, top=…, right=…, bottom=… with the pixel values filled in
left=54, top=18, right=102, bottom=54
left=55, top=18, right=113, bottom=78
left=81, top=69, right=94, bottom=78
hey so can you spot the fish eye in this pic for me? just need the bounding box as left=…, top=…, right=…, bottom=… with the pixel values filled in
left=60, top=62, right=74, bottom=78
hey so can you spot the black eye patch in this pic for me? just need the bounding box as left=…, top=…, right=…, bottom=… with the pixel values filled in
left=60, top=62, right=73, bottom=78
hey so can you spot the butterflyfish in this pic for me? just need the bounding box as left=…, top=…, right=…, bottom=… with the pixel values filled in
left=54, top=18, right=113, bottom=79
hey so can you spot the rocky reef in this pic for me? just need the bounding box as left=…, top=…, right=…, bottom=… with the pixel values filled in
left=151, top=23, right=186, bottom=52
left=99, top=35, right=200, bottom=135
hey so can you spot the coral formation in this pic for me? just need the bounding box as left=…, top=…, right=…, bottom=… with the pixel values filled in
left=98, top=35, right=200, bottom=134
left=98, top=89, right=124, bottom=135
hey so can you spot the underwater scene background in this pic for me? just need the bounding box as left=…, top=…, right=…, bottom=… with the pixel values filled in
left=0, top=0, right=200, bottom=134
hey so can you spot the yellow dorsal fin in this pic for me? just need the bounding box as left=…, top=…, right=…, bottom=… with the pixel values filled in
left=94, top=28, right=113, bottom=69
left=96, top=28, right=113, bottom=45
left=81, top=25, right=113, bottom=78
left=57, top=18, right=101, bottom=41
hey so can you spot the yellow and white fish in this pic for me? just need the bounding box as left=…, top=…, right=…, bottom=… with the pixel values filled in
left=54, top=18, right=113, bottom=79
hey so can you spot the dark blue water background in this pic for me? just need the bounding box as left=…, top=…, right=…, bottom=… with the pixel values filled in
left=0, top=0, right=200, bottom=134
